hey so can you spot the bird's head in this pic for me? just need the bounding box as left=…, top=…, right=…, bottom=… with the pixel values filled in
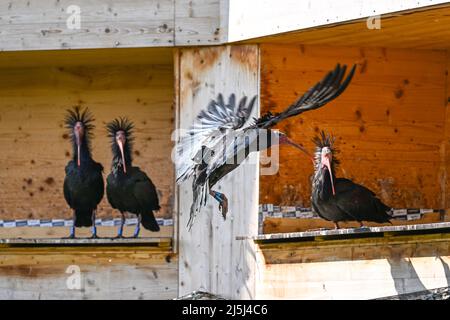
left=313, top=131, right=338, bottom=195
left=64, top=106, right=94, bottom=167
left=106, top=117, right=134, bottom=174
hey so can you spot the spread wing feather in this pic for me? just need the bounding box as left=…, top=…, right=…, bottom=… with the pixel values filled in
left=175, top=94, right=257, bottom=183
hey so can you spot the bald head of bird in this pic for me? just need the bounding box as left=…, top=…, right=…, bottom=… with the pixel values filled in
left=106, top=117, right=134, bottom=175
left=64, top=106, right=95, bottom=168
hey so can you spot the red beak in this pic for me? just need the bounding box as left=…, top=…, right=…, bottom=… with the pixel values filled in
left=322, top=154, right=335, bottom=196
left=117, top=138, right=127, bottom=174
left=75, top=131, right=81, bottom=167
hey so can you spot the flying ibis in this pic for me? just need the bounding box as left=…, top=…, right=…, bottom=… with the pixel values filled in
left=176, top=64, right=356, bottom=229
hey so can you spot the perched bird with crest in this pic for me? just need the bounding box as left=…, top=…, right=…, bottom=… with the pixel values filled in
left=311, top=131, right=392, bottom=229
left=106, top=118, right=160, bottom=238
left=63, top=106, right=104, bottom=238
left=176, top=64, right=356, bottom=229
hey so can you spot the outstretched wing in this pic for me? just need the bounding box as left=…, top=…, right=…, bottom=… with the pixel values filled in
left=250, top=64, right=356, bottom=129
left=176, top=94, right=257, bottom=183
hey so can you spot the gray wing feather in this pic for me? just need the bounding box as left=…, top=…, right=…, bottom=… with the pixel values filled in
left=176, top=94, right=257, bottom=183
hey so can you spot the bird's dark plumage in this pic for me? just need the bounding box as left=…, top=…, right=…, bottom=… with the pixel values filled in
left=311, top=131, right=392, bottom=228
left=63, top=106, right=104, bottom=237
left=176, top=64, right=356, bottom=229
left=106, top=118, right=160, bottom=237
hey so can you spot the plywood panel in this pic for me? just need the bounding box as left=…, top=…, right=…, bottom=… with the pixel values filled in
left=0, top=0, right=175, bottom=51
left=256, top=237, right=450, bottom=299
left=0, top=246, right=177, bottom=299
left=176, top=45, right=259, bottom=299
left=246, top=4, right=450, bottom=50
left=263, top=213, right=446, bottom=234
left=174, top=0, right=226, bottom=45
left=260, top=44, right=447, bottom=212
left=0, top=62, right=174, bottom=221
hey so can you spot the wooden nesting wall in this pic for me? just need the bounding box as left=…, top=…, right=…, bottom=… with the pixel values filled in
left=0, top=50, right=174, bottom=221
left=260, top=44, right=448, bottom=211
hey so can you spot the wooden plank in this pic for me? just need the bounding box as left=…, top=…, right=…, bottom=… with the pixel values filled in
left=259, top=45, right=448, bottom=217
left=0, top=0, right=227, bottom=50
left=0, top=246, right=177, bottom=299
left=0, top=59, right=174, bottom=222
left=255, top=237, right=450, bottom=299
left=176, top=45, right=260, bottom=299
left=0, top=237, right=172, bottom=246
left=263, top=213, right=446, bottom=234
left=174, top=0, right=225, bottom=45
left=255, top=221, right=450, bottom=242
left=0, top=226, right=173, bottom=240
left=233, top=2, right=450, bottom=48
left=445, top=52, right=450, bottom=219
left=0, top=0, right=175, bottom=51
left=0, top=47, right=174, bottom=69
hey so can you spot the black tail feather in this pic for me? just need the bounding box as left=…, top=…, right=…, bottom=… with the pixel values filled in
left=141, top=212, right=160, bottom=232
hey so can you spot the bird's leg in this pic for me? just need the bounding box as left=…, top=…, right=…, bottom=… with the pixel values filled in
left=334, top=222, right=340, bottom=230
left=90, top=210, right=98, bottom=239
left=116, top=212, right=125, bottom=238
left=209, top=190, right=228, bottom=220
left=133, top=215, right=142, bottom=238
left=64, top=210, right=76, bottom=239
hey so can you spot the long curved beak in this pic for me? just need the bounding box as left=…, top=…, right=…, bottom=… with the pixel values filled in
left=322, top=155, right=335, bottom=195
left=284, top=137, right=315, bottom=164
left=117, top=138, right=127, bottom=174
left=75, top=131, right=81, bottom=167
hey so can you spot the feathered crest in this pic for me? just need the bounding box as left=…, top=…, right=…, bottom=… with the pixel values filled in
left=64, top=105, right=95, bottom=132
left=106, top=117, right=135, bottom=167
left=64, top=106, right=95, bottom=153
left=312, top=130, right=340, bottom=169
left=106, top=117, right=135, bottom=144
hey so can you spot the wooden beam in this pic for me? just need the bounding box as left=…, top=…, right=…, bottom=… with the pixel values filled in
left=228, top=1, right=450, bottom=43
left=0, top=0, right=226, bottom=51
left=176, top=44, right=260, bottom=299
left=0, top=246, right=177, bottom=299
left=255, top=234, right=450, bottom=299
left=174, top=0, right=227, bottom=46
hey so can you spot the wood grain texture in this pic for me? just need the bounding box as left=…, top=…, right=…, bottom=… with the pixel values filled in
left=263, top=213, right=446, bottom=234
left=0, top=0, right=226, bottom=51
left=176, top=45, right=260, bottom=299
left=174, top=0, right=225, bottom=45
left=259, top=44, right=448, bottom=215
left=0, top=0, right=175, bottom=50
left=0, top=246, right=177, bottom=299
left=256, top=235, right=450, bottom=299
left=245, top=4, right=450, bottom=50
left=0, top=59, right=175, bottom=221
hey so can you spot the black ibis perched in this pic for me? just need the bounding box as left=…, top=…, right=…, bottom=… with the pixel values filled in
left=106, top=118, right=160, bottom=238
left=63, top=106, right=104, bottom=238
left=311, top=131, right=392, bottom=229
left=176, top=64, right=356, bottom=229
